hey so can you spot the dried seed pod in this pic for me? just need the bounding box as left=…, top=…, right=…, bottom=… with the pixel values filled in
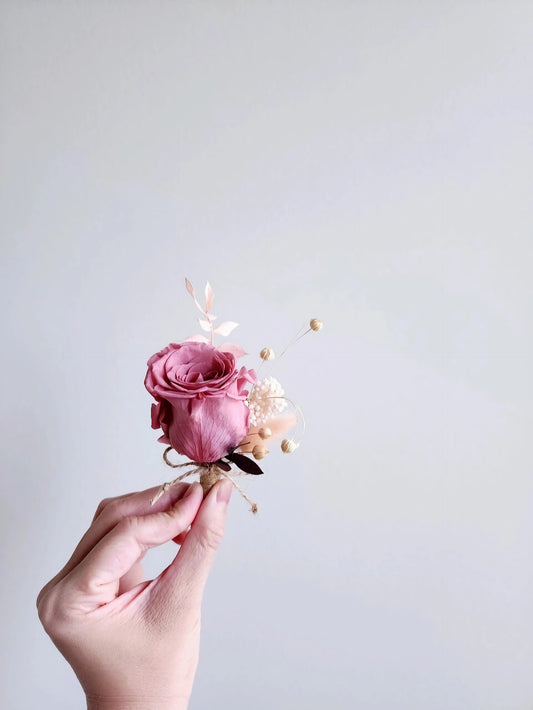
left=309, top=318, right=323, bottom=332
left=258, top=427, right=272, bottom=440
left=260, top=347, right=275, bottom=361
left=252, top=445, right=269, bottom=460
left=281, top=438, right=299, bottom=454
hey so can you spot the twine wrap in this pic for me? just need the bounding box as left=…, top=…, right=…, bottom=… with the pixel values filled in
left=150, top=446, right=258, bottom=513
left=199, top=466, right=222, bottom=495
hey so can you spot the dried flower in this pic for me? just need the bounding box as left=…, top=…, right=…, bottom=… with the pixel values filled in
left=281, top=438, right=299, bottom=454
left=260, top=347, right=275, bottom=361
left=252, top=445, right=269, bottom=460
left=147, top=278, right=319, bottom=514
left=247, top=376, right=287, bottom=427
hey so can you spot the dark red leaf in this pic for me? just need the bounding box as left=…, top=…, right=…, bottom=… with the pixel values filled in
left=226, top=452, right=265, bottom=475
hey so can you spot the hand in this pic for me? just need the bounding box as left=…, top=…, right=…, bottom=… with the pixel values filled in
left=37, top=479, right=233, bottom=710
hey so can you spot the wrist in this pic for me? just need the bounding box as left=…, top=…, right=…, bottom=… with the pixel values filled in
left=86, top=694, right=189, bottom=710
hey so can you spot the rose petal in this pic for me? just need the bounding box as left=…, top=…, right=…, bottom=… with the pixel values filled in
left=167, top=395, right=250, bottom=462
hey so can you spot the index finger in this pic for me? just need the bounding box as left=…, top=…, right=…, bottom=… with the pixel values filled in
left=64, top=483, right=204, bottom=609
left=37, top=481, right=192, bottom=606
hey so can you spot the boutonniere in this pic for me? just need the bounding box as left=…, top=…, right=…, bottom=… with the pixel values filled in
left=146, top=279, right=322, bottom=513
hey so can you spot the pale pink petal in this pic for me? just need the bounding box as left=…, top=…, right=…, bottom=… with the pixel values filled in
left=218, top=342, right=247, bottom=358
left=205, top=281, right=214, bottom=312
left=185, top=277, right=195, bottom=297
left=184, top=334, right=210, bottom=343
left=185, top=277, right=207, bottom=315
left=198, top=318, right=212, bottom=332
left=214, top=321, right=239, bottom=336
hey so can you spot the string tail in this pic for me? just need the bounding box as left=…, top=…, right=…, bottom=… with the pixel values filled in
left=220, top=470, right=259, bottom=514
left=150, top=467, right=200, bottom=505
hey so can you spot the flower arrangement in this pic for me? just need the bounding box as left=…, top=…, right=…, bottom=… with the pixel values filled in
left=145, top=279, right=322, bottom=513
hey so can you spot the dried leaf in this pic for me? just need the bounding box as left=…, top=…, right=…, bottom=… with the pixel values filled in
left=185, top=278, right=206, bottom=315
left=205, top=282, right=214, bottom=312
left=214, top=321, right=239, bottom=337
left=226, top=452, right=264, bottom=475
left=185, top=277, right=195, bottom=297
left=198, top=318, right=212, bottom=332
left=218, top=343, right=247, bottom=358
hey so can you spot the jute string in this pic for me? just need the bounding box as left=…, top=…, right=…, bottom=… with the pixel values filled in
left=150, top=447, right=258, bottom=514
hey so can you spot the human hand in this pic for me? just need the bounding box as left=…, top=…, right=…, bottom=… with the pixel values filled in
left=37, top=479, right=233, bottom=710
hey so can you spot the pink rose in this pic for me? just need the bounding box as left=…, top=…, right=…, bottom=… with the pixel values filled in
left=145, top=341, right=256, bottom=463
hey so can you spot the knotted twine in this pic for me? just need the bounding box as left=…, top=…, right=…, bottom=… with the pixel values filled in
left=150, top=446, right=258, bottom=514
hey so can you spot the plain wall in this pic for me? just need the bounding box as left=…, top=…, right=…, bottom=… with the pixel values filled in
left=1, top=1, right=532, bottom=708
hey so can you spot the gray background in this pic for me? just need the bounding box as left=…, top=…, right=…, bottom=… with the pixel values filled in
left=1, top=1, right=532, bottom=708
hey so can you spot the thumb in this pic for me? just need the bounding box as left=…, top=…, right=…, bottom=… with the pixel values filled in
left=155, top=478, right=232, bottom=610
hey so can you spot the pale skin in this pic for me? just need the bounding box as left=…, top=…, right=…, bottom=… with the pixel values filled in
left=36, top=479, right=233, bottom=710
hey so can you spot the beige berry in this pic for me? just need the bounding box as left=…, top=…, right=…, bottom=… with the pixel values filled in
left=310, top=318, right=323, bottom=332
left=252, top=445, right=269, bottom=460
left=258, top=427, right=272, bottom=440
left=260, top=347, right=275, bottom=361
left=281, top=438, right=299, bottom=454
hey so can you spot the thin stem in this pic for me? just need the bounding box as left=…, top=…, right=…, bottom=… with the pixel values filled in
left=278, top=323, right=311, bottom=358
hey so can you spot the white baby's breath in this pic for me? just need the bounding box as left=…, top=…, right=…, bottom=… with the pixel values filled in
left=247, top=376, right=287, bottom=426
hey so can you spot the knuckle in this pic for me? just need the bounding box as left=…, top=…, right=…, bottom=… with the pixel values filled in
left=116, top=515, right=140, bottom=535
left=36, top=595, right=53, bottom=631
left=36, top=581, right=51, bottom=610
left=93, top=497, right=113, bottom=520
left=95, top=496, right=130, bottom=525
left=106, top=497, right=127, bottom=518
left=198, top=522, right=224, bottom=552
left=37, top=587, right=68, bottom=636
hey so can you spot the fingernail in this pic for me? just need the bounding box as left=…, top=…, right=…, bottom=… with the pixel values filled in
left=216, top=479, right=233, bottom=505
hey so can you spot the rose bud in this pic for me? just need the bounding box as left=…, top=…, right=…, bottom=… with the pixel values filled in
left=145, top=342, right=256, bottom=463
